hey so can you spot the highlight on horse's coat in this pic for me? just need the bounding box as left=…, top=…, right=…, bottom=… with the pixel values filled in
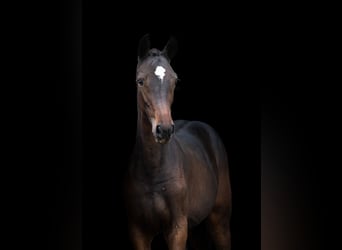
left=124, top=34, right=232, bottom=249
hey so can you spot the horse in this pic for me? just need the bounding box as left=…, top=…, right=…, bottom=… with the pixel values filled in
left=124, top=34, right=232, bottom=250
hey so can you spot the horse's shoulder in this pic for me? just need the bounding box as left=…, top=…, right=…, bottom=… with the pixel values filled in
left=173, top=120, right=223, bottom=150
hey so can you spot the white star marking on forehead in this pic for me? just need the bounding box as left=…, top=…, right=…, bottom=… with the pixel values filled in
left=154, top=66, right=166, bottom=82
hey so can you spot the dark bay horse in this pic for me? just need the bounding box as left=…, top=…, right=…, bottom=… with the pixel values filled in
left=124, top=34, right=232, bottom=250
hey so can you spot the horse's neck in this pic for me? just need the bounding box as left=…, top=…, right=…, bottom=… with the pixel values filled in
left=135, top=108, right=163, bottom=168
left=133, top=108, right=183, bottom=183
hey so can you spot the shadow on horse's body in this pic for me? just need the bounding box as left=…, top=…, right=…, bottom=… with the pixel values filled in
left=124, top=34, right=232, bottom=250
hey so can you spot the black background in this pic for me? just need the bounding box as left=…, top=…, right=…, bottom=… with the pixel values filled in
left=9, top=1, right=335, bottom=250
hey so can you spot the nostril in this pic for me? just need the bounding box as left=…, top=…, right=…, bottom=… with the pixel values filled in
left=156, top=125, right=162, bottom=135
left=171, top=124, right=175, bottom=134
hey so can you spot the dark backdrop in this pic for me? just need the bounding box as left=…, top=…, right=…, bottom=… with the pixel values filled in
left=12, top=1, right=331, bottom=249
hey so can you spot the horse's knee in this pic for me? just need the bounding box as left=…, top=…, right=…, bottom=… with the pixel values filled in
left=164, top=218, right=188, bottom=250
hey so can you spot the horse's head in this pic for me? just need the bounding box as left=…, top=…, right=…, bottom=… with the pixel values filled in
left=136, top=34, right=178, bottom=144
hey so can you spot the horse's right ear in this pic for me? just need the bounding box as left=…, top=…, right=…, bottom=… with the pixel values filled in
left=138, top=34, right=151, bottom=61
left=162, top=36, right=178, bottom=61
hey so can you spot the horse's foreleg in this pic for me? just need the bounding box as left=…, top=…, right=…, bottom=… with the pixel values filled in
left=129, top=224, right=152, bottom=250
left=210, top=227, right=231, bottom=250
left=164, top=216, right=188, bottom=250
left=207, top=210, right=231, bottom=250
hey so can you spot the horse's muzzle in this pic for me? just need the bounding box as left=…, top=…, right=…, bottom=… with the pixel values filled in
left=155, top=124, right=175, bottom=144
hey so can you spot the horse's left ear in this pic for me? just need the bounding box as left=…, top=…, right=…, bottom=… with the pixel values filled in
left=138, top=34, right=151, bottom=61
left=162, top=36, right=178, bottom=61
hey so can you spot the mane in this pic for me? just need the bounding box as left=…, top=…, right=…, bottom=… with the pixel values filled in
left=138, top=48, right=170, bottom=69
left=148, top=48, right=161, bottom=57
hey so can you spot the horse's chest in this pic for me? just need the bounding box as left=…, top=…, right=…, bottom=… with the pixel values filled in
left=132, top=181, right=183, bottom=225
left=131, top=191, right=167, bottom=229
left=146, top=191, right=168, bottom=217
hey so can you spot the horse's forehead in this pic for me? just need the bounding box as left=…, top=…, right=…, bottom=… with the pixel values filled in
left=138, top=57, right=174, bottom=76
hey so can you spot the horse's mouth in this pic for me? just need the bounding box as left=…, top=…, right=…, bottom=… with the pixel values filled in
left=155, top=136, right=171, bottom=144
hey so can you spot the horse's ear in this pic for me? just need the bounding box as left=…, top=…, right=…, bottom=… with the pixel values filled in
left=162, top=36, right=178, bottom=61
left=138, top=34, right=151, bottom=61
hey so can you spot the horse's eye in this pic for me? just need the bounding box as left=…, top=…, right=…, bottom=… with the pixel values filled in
left=136, top=79, right=144, bottom=86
